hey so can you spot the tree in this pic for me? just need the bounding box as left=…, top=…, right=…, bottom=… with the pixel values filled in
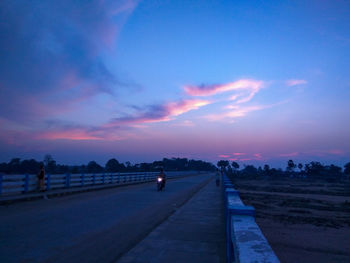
left=287, top=160, right=296, bottom=172
left=20, top=159, right=41, bottom=174
left=217, top=160, right=229, bottom=169
left=231, top=161, right=239, bottom=173
left=44, top=154, right=56, bottom=174
left=298, top=163, right=303, bottom=172
left=305, top=161, right=325, bottom=178
left=87, top=161, right=103, bottom=173
left=9, top=158, right=21, bottom=174
left=344, top=162, right=350, bottom=175
left=263, top=164, right=270, bottom=176
left=326, top=164, right=342, bottom=181
left=105, top=158, right=122, bottom=172
left=241, top=165, right=258, bottom=177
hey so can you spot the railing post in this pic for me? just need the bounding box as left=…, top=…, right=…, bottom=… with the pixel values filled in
left=110, top=173, right=113, bottom=184
left=47, top=174, right=51, bottom=191
left=66, top=173, right=71, bottom=188
left=24, top=174, right=29, bottom=193
left=102, top=173, right=105, bottom=184
left=0, top=174, right=2, bottom=196
left=81, top=173, right=85, bottom=186
left=93, top=174, right=96, bottom=185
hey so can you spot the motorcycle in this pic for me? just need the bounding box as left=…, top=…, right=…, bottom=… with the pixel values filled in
left=157, top=177, right=165, bottom=191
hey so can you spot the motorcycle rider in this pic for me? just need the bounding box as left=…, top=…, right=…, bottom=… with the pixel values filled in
left=158, top=168, right=166, bottom=189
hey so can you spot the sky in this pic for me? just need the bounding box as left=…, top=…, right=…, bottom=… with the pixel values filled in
left=0, top=0, right=350, bottom=168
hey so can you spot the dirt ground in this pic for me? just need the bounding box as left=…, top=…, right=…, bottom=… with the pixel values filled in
left=232, top=178, right=350, bottom=263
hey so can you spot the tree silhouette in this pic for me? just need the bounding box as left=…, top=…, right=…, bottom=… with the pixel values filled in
left=87, top=161, right=103, bottom=173
left=241, top=165, right=258, bottom=177
left=287, top=160, right=296, bottom=172
left=344, top=162, right=350, bottom=175
left=44, top=154, right=56, bottom=173
left=105, top=158, right=123, bottom=172
left=298, top=163, right=303, bottom=172
left=231, top=161, right=239, bottom=172
left=263, top=164, right=270, bottom=175
left=9, top=158, right=21, bottom=174
left=217, top=160, right=229, bottom=169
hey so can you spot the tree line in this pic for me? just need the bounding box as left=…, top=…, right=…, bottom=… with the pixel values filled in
left=0, top=155, right=216, bottom=175
left=217, top=159, right=350, bottom=181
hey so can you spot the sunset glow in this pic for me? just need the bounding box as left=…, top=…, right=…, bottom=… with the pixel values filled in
left=1, top=0, right=349, bottom=167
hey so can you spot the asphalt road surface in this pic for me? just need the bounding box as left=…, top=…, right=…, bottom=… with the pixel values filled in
left=0, top=174, right=212, bottom=263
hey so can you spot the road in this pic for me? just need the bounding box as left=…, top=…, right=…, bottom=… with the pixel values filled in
left=0, top=174, right=212, bottom=263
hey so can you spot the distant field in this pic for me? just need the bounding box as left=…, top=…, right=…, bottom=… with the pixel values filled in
left=232, top=178, right=350, bottom=263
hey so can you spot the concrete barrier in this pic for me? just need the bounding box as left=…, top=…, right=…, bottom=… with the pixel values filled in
left=222, top=173, right=280, bottom=263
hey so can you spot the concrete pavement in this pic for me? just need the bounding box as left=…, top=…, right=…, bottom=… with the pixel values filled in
left=117, top=177, right=226, bottom=263
left=1, top=174, right=213, bottom=263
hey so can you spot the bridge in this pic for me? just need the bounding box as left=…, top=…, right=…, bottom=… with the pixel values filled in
left=0, top=172, right=279, bottom=263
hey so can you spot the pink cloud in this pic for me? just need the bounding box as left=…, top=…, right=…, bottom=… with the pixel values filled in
left=286, top=79, right=307, bottom=87
left=233, top=152, right=245, bottom=156
left=167, top=99, right=210, bottom=117
left=205, top=105, right=264, bottom=121
left=171, top=120, right=195, bottom=127
left=37, top=129, right=103, bottom=141
left=184, top=79, right=264, bottom=97
left=254, top=153, right=262, bottom=159
left=218, top=154, right=230, bottom=158
left=328, top=149, right=344, bottom=155
left=1, top=98, right=211, bottom=143
left=107, top=99, right=211, bottom=126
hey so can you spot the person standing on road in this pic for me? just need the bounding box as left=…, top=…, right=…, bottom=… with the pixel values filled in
left=37, top=164, right=45, bottom=192
left=215, top=168, right=220, bottom=186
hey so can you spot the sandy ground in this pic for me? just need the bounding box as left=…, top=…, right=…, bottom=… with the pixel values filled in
left=233, top=178, right=350, bottom=263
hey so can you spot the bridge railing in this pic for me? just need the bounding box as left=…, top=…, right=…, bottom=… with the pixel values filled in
left=0, top=171, right=201, bottom=196
left=222, top=173, right=280, bottom=263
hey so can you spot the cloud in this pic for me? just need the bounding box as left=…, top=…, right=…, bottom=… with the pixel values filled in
left=37, top=129, right=104, bottom=141
left=218, top=154, right=230, bottom=158
left=184, top=79, right=264, bottom=105
left=328, top=149, right=344, bottom=155
left=232, top=152, right=245, bottom=156
left=309, top=149, right=346, bottom=157
left=205, top=105, right=264, bottom=121
left=171, top=120, right=195, bottom=127
left=183, top=79, right=274, bottom=122
left=184, top=79, right=264, bottom=97
left=107, top=99, right=211, bottom=125
left=254, top=153, right=262, bottom=160
left=286, top=79, right=307, bottom=87
left=0, top=98, right=210, bottom=144
left=0, top=0, right=138, bottom=123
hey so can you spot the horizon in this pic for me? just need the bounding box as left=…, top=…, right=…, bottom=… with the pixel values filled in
left=1, top=154, right=348, bottom=171
left=1, top=1, right=349, bottom=167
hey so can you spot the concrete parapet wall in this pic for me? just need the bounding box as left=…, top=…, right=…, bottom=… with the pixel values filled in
left=222, top=174, right=280, bottom=263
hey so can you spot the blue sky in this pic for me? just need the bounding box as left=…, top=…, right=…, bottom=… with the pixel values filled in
left=0, top=0, right=349, bottom=167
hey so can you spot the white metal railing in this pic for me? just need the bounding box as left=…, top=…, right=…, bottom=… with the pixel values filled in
left=0, top=171, right=202, bottom=196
